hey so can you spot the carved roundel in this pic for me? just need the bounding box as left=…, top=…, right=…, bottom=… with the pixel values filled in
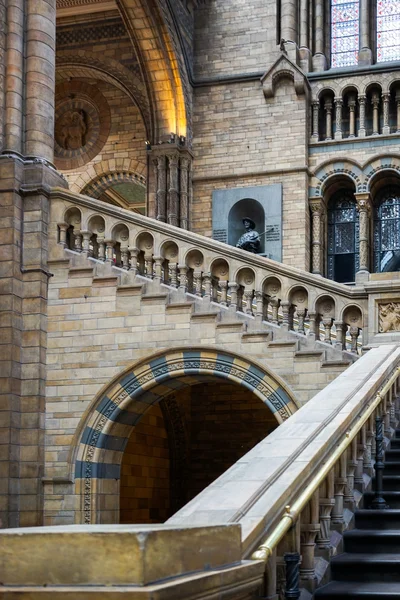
left=54, top=81, right=111, bottom=170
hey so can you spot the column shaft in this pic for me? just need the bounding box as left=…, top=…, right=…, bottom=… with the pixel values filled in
left=0, top=0, right=6, bottom=150
left=155, top=155, right=167, bottom=222
left=281, top=0, right=297, bottom=43
left=299, top=0, right=308, bottom=47
left=167, top=153, right=179, bottom=227
left=310, top=200, right=324, bottom=275
left=4, top=0, right=24, bottom=154
left=356, top=194, right=372, bottom=274
left=25, top=0, right=56, bottom=161
left=179, top=156, right=190, bottom=230
left=359, top=0, right=372, bottom=64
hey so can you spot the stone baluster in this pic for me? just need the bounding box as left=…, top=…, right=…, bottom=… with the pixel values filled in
left=382, top=93, right=390, bottom=135
left=58, top=222, right=69, bottom=248
left=317, top=469, right=335, bottom=551
left=255, top=291, right=264, bottom=323
left=396, top=92, right=400, bottom=134
left=180, top=156, right=191, bottom=230
left=98, top=238, right=106, bottom=262
left=300, top=491, right=320, bottom=584
left=193, top=271, right=203, bottom=297
left=334, top=320, right=345, bottom=350
left=355, top=427, right=366, bottom=490
left=323, top=317, right=333, bottom=344
left=349, top=325, right=359, bottom=354
left=168, top=262, right=177, bottom=287
left=243, top=289, right=254, bottom=316
left=270, top=297, right=280, bottom=324
left=74, top=231, right=83, bottom=253
left=307, top=311, right=318, bottom=340
left=203, top=273, right=212, bottom=301
left=311, top=102, right=319, bottom=142
left=310, top=199, right=324, bottom=275
left=219, top=281, right=228, bottom=306
left=297, top=308, right=307, bottom=335
left=389, top=388, right=397, bottom=431
left=355, top=193, right=372, bottom=276
left=331, top=452, right=347, bottom=532
left=144, top=254, right=153, bottom=278
left=348, top=95, right=356, bottom=138
left=325, top=99, right=333, bottom=140
left=128, top=247, right=139, bottom=274
left=153, top=256, right=163, bottom=282
left=364, top=414, right=375, bottom=476
left=167, top=153, right=179, bottom=227
left=237, top=286, right=244, bottom=312
left=281, top=301, right=291, bottom=330
left=105, top=239, right=114, bottom=263
left=358, top=95, right=366, bottom=137
left=120, top=246, right=129, bottom=270
left=344, top=439, right=357, bottom=510
left=263, top=294, right=270, bottom=322
left=81, top=231, right=91, bottom=257
left=372, top=92, right=380, bottom=136
left=383, top=393, right=391, bottom=437
left=178, top=264, right=188, bottom=293
left=228, top=282, right=239, bottom=312
left=155, top=155, right=167, bottom=222
left=334, top=98, right=343, bottom=140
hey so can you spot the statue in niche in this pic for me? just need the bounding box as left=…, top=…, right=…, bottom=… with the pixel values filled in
left=379, top=302, right=400, bottom=333
left=236, top=217, right=261, bottom=253
left=56, top=109, right=87, bottom=150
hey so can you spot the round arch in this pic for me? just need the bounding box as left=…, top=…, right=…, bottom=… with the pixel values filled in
left=73, top=347, right=299, bottom=524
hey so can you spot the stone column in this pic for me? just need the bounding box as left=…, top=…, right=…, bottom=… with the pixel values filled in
left=312, top=0, right=327, bottom=71
left=4, top=0, right=24, bottom=154
left=299, top=0, right=311, bottom=70
left=382, top=93, right=390, bottom=135
left=359, top=0, right=372, bottom=65
left=396, top=92, right=400, bottom=133
left=25, top=0, right=56, bottom=162
left=355, top=193, right=372, bottom=277
left=334, top=98, right=343, bottom=140
left=348, top=95, right=356, bottom=138
left=155, top=155, right=167, bottom=222
left=358, top=96, right=366, bottom=137
left=57, top=222, right=68, bottom=248
left=325, top=99, right=333, bottom=140
left=311, top=101, right=319, bottom=142
left=372, top=92, right=380, bottom=136
left=179, top=155, right=190, bottom=230
left=0, top=0, right=6, bottom=150
left=310, top=198, right=324, bottom=275
left=281, top=0, right=298, bottom=44
left=167, top=153, right=179, bottom=227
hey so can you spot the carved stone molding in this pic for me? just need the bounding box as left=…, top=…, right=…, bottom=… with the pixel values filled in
left=262, top=55, right=310, bottom=99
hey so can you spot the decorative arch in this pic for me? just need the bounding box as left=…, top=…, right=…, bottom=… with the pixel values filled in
left=310, top=159, right=363, bottom=197
left=72, top=159, right=146, bottom=196
left=262, top=55, right=309, bottom=98
left=73, top=347, right=299, bottom=523
left=81, top=171, right=146, bottom=200
left=363, top=155, right=400, bottom=193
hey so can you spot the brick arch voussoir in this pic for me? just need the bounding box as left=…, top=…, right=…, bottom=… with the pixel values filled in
left=362, top=155, right=400, bottom=193
left=312, top=160, right=363, bottom=197
left=73, top=347, right=299, bottom=523
left=72, top=159, right=146, bottom=195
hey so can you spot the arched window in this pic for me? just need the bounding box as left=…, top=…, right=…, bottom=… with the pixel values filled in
left=328, top=191, right=359, bottom=283
left=374, top=189, right=400, bottom=272
left=331, top=0, right=360, bottom=68
left=377, top=0, right=400, bottom=62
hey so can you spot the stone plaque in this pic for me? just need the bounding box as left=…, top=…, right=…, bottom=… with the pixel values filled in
left=212, top=184, right=282, bottom=262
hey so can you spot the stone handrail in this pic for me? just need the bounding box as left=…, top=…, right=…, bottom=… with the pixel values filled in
left=49, top=188, right=367, bottom=351
left=167, top=344, right=400, bottom=596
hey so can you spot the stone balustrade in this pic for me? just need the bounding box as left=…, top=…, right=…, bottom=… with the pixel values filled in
left=50, top=189, right=369, bottom=353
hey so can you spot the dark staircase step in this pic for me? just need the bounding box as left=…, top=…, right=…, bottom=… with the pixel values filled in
left=383, top=461, right=400, bottom=474
left=385, top=449, right=400, bottom=461
left=344, top=529, right=400, bottom=553
left=331, top=553, right=400, bottom=583
left=315, top=581, right=400, bottom=599
left=364, top=491, right=400, bottom=509
left=355, top=509, right=400, bottom=529
left=371, top=475, right=400, bottom=491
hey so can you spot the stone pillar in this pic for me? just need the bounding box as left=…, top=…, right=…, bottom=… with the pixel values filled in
left=312, top=0, right=327, bottom=71
left=25, top=0, right=56, bottom=162
left=299, top=0, right=311, bottom=70
left=396, top=92, right=400, bottom=133
left=155, top=155, right=167, bottom=222
left=310, top=198, right=324, bottom=275
left=372, top=92, right=380, bottom=136
left=179, top=155, right=190, bottom=230
left=4, top=0, right=24, bottom=154
left=281, top=0, right=298, bottom=44
left=325, top=99, right=333, bottom=141
left=334, top=98, right=343, bottom=140
left=359, top=0, right=372, bottom=65
left=358, top=96, right=366, bottom=137
left=0, top=0, right=6, bottom=150
left=382, top=93, right=390, bottom=135
left=311, top=101, right=319, bottom=142
left=355, top=193, right=372, bottom=278
left=167, top=153, right=179, bottom=227
left=348, top=95, right=356, bottom=138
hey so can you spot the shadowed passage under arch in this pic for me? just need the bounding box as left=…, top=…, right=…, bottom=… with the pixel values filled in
left=74, top=348, right=298, bottom=524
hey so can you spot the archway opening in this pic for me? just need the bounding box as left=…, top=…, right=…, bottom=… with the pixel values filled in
left=119, top=379, right=278, bottom=524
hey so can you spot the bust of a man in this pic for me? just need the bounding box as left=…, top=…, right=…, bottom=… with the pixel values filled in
left=236, top=218, right=261, bottom=254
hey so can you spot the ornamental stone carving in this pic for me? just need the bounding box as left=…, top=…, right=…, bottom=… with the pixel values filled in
left=55, top=109, right=88, bottom=150
left=379, top=302, right=400, bottom=333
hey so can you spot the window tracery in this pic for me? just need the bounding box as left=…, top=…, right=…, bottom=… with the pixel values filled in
left=328, top=191, right=359, bottom=282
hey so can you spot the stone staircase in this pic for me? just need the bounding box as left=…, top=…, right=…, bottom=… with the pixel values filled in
left=315, top=430, right=400, bottom=599
left=51, top=248, right=356, bottom=406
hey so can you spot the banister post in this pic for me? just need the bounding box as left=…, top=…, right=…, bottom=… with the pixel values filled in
left=284, top=552, right=301, bottom=599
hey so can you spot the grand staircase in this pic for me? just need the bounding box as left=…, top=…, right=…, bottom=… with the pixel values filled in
left=315, top=430, right=400, bottom=599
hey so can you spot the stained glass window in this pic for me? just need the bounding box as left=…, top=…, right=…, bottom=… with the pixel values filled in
left=374, top=190, right=400, bottom=272
left=377, top=0, right=400, bottom=62
left=331, top=0, right=360, bottom=68
left=328, top=192, right=359, bottom=283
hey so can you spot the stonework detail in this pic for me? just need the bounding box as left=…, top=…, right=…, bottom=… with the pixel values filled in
left=379, top=303, right=400, bottom=333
